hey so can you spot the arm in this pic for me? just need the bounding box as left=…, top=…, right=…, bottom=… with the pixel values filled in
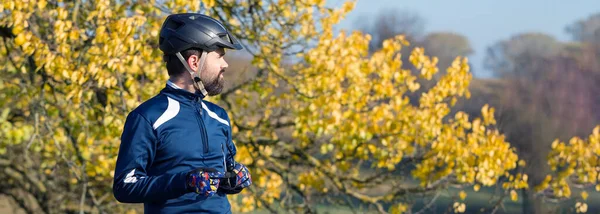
left=112, top=111, right=189, bottom=203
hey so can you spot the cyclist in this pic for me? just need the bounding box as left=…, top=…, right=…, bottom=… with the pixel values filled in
left=113, top=13, right=252, bottom=213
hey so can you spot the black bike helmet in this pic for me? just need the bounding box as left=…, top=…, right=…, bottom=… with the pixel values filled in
left=159, top=13, right=243, bottom=54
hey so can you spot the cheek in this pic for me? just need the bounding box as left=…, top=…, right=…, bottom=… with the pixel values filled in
left=210, top=64, right=222, bottom=75
left=202, top=62, right=219, bottom=74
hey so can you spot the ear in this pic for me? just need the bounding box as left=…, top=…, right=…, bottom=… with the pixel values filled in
left=187, top=55, right=199, bottom=71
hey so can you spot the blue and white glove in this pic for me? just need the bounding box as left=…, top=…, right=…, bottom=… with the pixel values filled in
left=219, top=163, right=252, bottom=194
left=186, top=168, right=225, bottom=196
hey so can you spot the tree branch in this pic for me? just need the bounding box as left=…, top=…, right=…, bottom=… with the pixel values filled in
left=3, top=189, right=42, bottom=214
left=0, top=26, right=15, bottom=38
left=414, top=191, right=442, bottom=214
left=489, top=189, right=509, bottom=214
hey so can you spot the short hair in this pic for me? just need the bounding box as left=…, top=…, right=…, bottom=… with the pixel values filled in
left=164, top=48, right=203, bottom=77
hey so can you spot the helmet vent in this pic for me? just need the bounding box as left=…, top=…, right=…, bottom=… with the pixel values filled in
left=166, top=20, right=184, bottom=30
left=219, top=34, right=231, bottom=43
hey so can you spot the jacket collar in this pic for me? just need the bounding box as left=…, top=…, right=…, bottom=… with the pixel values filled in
left=161, top=80, right=205, bottom=102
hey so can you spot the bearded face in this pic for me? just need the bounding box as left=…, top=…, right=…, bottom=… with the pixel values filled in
left=199, top=48, right=228, bottom=96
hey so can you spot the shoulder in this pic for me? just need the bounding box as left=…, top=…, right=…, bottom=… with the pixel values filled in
left=130, top=94, right=172, bottom=123
left=201, top=100, right=225, bottom=113
left=201, top=100, right=231, bottom=124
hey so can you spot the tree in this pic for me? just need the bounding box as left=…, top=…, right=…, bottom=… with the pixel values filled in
left=536, top=17, right=600, bottom=211
left=566, top=13, right=600, bottom=44
left=485, top=32, right=562, bottom=79
left=483, top=34, right=566, bottom=181
left=484, top=21, right=600, bottom=211
left=419, top=32, right=473, bottom=92
left=356, top=8, right=425, bottom=52
left=1, top=1, right=528, bottom=213
left=422, top=32, right=473, bottom=72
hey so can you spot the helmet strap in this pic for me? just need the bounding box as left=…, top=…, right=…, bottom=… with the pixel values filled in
left=175, top=51, right=208, bottom=97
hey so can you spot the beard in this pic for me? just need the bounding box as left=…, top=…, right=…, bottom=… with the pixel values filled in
left=201, top=69, right=225, bottom=96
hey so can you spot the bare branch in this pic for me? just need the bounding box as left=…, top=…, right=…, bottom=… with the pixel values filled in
left=490, top=190, right=508, bottom=214
left=414, top=191, right=442, bottom=214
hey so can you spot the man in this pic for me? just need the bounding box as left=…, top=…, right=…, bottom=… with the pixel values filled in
left=113, top=13, right=251, bottom=213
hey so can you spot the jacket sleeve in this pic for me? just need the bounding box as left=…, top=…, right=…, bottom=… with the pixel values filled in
left=113, top=111, right=189, bottom=203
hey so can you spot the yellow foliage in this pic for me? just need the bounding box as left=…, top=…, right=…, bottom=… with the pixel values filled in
left=389, top=203, right=408, bottom=214
left=537, top=126, right=600, bottom=200
left=453, top=202, right=466, bottom=213
left=576, top=202, right=588, bottom=213
left=0, top=0, right=534, bottom=212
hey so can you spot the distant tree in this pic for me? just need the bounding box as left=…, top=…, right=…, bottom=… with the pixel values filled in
left=485, top=33, right=562, bottom=79
left=483, top=32, right=560, bottom=214
left=422, top=32, right=473, bottom=78
left=538, top=15, right=600, bottom=212
left=566, top=13, right=600, bottom=44
left=356, top=8, right=425, bottom=52
left=484, top=24, right=600, bottom=212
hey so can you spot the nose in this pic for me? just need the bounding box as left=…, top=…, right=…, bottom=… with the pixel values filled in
left=222, top=59, right=229, bottom=69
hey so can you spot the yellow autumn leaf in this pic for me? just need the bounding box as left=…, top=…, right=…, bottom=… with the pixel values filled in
left=510, top=190, right=518, bottom=201
left=459, top=190, right=467, bottom=200
left=581, top=191, right=589, bottom=200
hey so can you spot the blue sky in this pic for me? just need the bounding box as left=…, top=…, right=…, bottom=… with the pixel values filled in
left=329, top=0, right=600, bottom=78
